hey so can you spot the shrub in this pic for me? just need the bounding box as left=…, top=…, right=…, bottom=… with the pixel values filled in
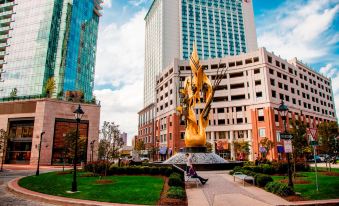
left=169, top=173, right=184, bottom=187
left=80, top=172, right=99, bottom=177
left=84, top=161, right=111, bottom=174
left=167, top=187, right=186, bottom=199
left=265, top=182, right=294, bottom=196
left=255, top=174, right=273, bottom=187
left=261, top=164, right=275, bottom=175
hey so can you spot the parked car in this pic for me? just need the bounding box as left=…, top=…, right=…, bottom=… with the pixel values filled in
left=307, top=155, right=321, bottom=163
left=318, top=154, right=329, bottom=162
left=140, top=157, right=149, bottom=162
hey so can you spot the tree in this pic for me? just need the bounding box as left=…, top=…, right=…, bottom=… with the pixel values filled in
left=234, top=140, right=250, bottom=160
left=0, top=129, right=10, bottom=172
left=100, top=121, right=123, bottom=176
left=45, top=77, right=56, bottom=98
left=317, top=122, right=339, bottom=171
left=134, top=140, right=145, bottom=152
left=205, top=142, right=212, bottom=153
left=64, top=130, right=87, bottom=164
left=10, top=88, right=17, bottom=99
left=290, top=120, right=308, bottom=177
left=259, top=137, right=274, bottom=160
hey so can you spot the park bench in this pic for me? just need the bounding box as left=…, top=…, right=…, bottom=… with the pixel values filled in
left=172, top=164, right=200, bottom=187
left=233, top=172, right=255, bottom=186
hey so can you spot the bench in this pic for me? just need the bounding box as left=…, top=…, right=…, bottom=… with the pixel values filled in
left=233, top=172, right=255, bottom=186
left=172, top=164, right=200, bottom=187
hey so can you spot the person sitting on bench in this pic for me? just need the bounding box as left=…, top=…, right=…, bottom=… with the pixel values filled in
left=188, top=165, right=208, bottom=185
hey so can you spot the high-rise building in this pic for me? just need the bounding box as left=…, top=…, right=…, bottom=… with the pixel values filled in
left=120, top=132, right=128, bottom=146
left=144, top=0, right=257, bottom=106
left=0, top=0, right=102, bottom=101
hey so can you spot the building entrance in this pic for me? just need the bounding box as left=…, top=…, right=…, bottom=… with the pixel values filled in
left=6, top=119, right=34, bottom=164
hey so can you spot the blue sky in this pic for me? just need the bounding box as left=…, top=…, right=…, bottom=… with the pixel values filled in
left=95, top=0, right=339, bottom=144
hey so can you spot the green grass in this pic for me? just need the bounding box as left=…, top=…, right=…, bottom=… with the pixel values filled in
left=272, top=170, right=339, bottom=200
left=19, top=172, right=164, bottom=205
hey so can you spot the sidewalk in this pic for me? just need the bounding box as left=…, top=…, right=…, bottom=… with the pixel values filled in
left=186, top=171, right=339, bottom=206
left=186, top=171, right=290, bottom=206
left=309, top=163, right=339, bottom=169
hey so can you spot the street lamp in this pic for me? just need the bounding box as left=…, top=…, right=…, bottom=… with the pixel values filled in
left=72, top=104, right=84, bottom=192
left=36, top=131, right=45, bottom=176
left=90, top=140, right=95, bottom=162
left=277, top=100, right=293, bottom=188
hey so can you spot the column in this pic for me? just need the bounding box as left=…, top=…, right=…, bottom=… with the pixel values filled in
left=230, top=130, right=235, bottom=160
left=211, top=132, right=215, bottom=153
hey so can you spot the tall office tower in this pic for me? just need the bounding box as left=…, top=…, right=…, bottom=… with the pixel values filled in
left=144, top=0, right=257, bottom=107
left=0, top=0, right=102, bottom=101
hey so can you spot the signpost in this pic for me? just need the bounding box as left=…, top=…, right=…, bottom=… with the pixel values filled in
left=307, top=128, right=319, bottom=192
left=283, top=140, right=292, bottom=153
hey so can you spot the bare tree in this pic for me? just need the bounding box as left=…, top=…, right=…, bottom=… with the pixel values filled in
left=100, top=121, right=123, bottom=176
left=0, top=129, right=9, bottom=172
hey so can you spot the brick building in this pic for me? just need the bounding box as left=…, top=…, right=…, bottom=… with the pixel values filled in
left=141, top=47, right=336, bottom=161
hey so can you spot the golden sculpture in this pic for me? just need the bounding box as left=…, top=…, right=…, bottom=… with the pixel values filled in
left=177, top=44, right=226, bottom=147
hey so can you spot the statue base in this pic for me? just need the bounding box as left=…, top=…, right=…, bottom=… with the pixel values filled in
left=183, top=147, right=207, bottom=153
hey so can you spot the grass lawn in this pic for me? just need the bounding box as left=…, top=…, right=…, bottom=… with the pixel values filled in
left=19, top=172, right=164, bottom=205
left=272, top=169, right=339, bottom=200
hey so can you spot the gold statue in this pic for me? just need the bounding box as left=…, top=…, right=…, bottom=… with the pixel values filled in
left=177, top=44, right=227, bottom=148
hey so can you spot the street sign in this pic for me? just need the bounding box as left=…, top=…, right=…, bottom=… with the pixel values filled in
left=310, top=140, right=318, bottom=146
left=280, top=134, right=293, bottom=140
left=284, top=140, right=292, bottom=153
left=309, top=128, right=317, bottom=138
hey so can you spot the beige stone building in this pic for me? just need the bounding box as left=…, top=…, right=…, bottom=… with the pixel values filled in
left=0, top=99, right=100, bottom=165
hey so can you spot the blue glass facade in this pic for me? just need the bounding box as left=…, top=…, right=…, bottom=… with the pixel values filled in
left=62, top=0, right=100, bottom=101
left=0, top=0, right=101, bottom=101
left=181, top=0, right=247, bottom=60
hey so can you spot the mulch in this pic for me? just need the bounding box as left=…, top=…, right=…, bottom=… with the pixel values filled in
left=95, top=179, right=113, bottom=184
left=279, top=179, right=311, bottom=184
left=320, top=172, right=339, bottom=176
left=284, top=195, right=306, bottom=202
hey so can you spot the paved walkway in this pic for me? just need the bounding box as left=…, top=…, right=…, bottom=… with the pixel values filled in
left=0, top=165, right=63, bottom=206
left=186, top=171, right=291, bottom=206
left=309, top=163, right=339, bottom=169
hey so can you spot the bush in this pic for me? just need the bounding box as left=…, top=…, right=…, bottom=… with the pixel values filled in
left=167, top=187, right=186, bottom=199
left=255, top=174, right=273, bottom=187
left=84, top=161, right=111, bottom=174
left=265, top=182, right=294, bottom=196
left=168, top=173, right=184, bottom=187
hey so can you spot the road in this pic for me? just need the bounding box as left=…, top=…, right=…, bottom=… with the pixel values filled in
left=0, top=165, right=66, bottom=206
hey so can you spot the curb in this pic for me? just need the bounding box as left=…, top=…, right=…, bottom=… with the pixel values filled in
left=7, top=177, right=144, bottom=206
left=291, top=199, right=339, bottom=206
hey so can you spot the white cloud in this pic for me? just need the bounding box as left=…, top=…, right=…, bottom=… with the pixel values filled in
left=257, top=0, right=339, bottom=63
left=129, top=0, right=149, bottom=7
left=94, top=10, right=146, bottom=144
left=102, top=0, right=112, bottom=8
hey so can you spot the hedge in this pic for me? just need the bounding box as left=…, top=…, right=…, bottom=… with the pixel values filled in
left=231, top=162, right=310, bottom=175
left=167, top=187, right=186, bottom=199
left=255, top=174, right=273, bottom=187
left=84, top=161, right=173, bottom=176
left=168, top=173, right=184, bottom=187
left=265, top=182, right=294, bottom=196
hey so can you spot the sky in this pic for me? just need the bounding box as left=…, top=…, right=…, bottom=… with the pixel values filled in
left=94, top=0, right=339, bottom=145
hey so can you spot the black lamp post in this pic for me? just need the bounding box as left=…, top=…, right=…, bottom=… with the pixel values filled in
left=36, top=131, right=45, bottom=176
left=72, top=104, right=84, bottom=192
left=277, top=100, right=293, bottom=188
left=90, top=140, right=95, bottom=162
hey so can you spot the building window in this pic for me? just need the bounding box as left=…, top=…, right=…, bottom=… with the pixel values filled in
left=259, top=128, right=266, bottom=137
left=169, top=133, right=172, bottom=140
left=256, top=92, right=263, bottom=98
left=255, top=80, right=261, bottom=86
left=272, top=90, right=276, bottom=98
left=219, top=131, right=226, bottom=139
left=218, top=119, right=226, bottom=125
left=180, top=132, right=185, bottom=140
left=276, top=132, right=281, bottom=142
left=258, top=108, right=265, bottom=121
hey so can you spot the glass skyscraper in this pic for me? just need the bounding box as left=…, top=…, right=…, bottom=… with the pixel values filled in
left=143, top=0, right=257, bottom=106
left=0, top=0, right=102, bottom=101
